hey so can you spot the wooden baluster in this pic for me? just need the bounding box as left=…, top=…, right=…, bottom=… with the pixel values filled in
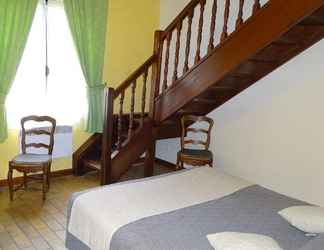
left=183, top=10, right=194, bottom=74
left=208, top=0, right=217, bottom=53
left=142, top=69, right=148, bottom=124
left=149, top=30, right=163, bottom=119
left=162, top=33, right=172, bottom=92
left=173, top=21, right=182, bottom=83
left=128, top=80, right=136, bottom=138
left=221, top=0, right=230, bottom=42
left=118, top=91, right=124, bottom=150
left=253, top=0, right=261, bottom=14
left=195, top=0, right=206, bottom=63
left=236, top=0, right=244, bottom=28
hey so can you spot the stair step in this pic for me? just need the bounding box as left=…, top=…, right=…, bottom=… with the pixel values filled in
left=251, top=41, right=298, bottom=62
left=248, top=58, right=277, bottom=64
left=299, top=15, right=324, bottom=26
left=83, top=159, right=101, bottom=171
left=227, top=72, right=255, bottom=80
left=193, top=98, right=218, bottom=104
left=280, top=24, right=324, bottom=45
left=209, top=85, right=234, bottom=91
left=236, top=60, right=275, bottom=77
left=155, top=119, right=181, bottom=139
left=311, top=7, right=324, bottom=19
left=160, top=119, right=178, bottom=126
left=177, top=109, right=205, bottom=116
left=83, top=149, right=120, bottom=170
left=227, top=70, right=255, bottom=78
left=199, top=87, right=236, bottom=100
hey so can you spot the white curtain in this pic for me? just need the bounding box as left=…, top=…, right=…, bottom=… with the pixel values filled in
left=6, top=0, right=87, bottom=128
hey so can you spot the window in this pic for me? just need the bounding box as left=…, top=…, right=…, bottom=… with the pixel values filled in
left=6, top=0, right=87, bottom=129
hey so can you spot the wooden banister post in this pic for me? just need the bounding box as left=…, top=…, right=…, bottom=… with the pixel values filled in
left=149, top=30, right=163, bottom=121
left=146, top=30, right=163, bottom=177
left=221, top=0, right=230, bottom=42
left=101, top=87, right=114, bottom=185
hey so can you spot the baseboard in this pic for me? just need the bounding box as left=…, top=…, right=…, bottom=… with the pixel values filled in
left=0, top=169, right=73, bottom=187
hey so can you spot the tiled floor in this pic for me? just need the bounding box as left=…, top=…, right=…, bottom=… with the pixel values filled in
left=0, top=165, right=172, bottom=250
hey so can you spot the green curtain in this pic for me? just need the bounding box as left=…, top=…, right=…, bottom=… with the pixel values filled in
left=0, top=0, right=38, bottom=143
left=63, top=0, right=108, bottom=133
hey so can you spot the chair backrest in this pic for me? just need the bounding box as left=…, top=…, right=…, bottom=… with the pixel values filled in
left=180, top=115, right=214, bottom=150
left=21, top=116, right=56, bottom=155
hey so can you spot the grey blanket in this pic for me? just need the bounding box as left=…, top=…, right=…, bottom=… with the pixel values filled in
left=66, top=184, right=321, bottom=250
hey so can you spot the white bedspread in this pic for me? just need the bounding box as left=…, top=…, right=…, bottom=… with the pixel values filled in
left=68, top=167, right=252, bottom=250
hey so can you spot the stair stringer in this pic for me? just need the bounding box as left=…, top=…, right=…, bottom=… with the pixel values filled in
left=154, top=0, right=324, bottom=122
left=110, top=118, right=153, bottom=182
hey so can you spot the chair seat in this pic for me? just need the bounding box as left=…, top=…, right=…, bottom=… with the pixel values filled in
left=179, top=149, right=213, bottom=161
left=12, top=154, right=51, bottom=165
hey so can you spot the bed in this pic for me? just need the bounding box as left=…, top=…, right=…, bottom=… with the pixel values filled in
left=65, top=167, right=321, bottom=250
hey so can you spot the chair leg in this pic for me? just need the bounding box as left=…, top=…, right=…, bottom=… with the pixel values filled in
left=46, top=164, right=51, bottom=191
left=176, top=155, right=181, bottom=170
left=23, top=172, right=28, bottom=190
left=7, top=166, right=14, bottom=201
left=42, top=168, right=48, bottom=201
left=47, top=174, right=50, bottom=191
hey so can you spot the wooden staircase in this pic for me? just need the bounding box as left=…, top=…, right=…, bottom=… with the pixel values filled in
left=73, top=0, right=324, bottom=185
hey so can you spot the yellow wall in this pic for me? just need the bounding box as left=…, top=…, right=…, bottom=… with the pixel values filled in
left=103, top=0, right=159, bottom=86
left=0, top=0, right=159, bottom=180
left=103, top=0, right=159, bottom=113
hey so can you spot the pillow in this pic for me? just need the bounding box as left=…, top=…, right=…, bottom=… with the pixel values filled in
left=279, top=206, right=324, bottom=235
left=207, top=232, right=283, bottom=250
left=298, top=234, right=324, bottom=250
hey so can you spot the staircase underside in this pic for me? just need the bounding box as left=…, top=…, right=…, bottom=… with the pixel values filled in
left=73, top=116, right=176, bottom=182
left=155, top=0, right=324, bottom=123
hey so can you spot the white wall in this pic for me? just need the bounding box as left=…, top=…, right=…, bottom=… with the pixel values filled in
left=157, top=0, right=265, bottom=161
left=158, top=0, right=324, bottom=206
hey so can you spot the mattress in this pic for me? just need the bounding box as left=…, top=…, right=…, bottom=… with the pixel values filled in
left=65, top=167, right=317, bottom=250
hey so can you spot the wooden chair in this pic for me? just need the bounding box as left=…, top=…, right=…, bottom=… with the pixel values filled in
left=7, top=116, right=56, bottom=201
left=176, top=115, right=214, bottom=170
